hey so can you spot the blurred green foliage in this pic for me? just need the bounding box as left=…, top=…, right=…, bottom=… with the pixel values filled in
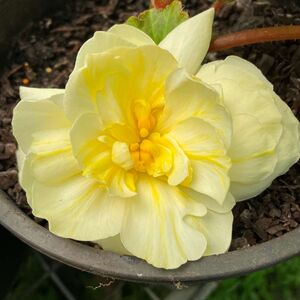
left=3, top=251, right=300, bottom=300
left=209, top=256, right=300, bottom=300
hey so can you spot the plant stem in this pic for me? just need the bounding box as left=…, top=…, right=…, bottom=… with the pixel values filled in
left=209, top=25, right=300, bottom=52
left=151, top=0, right=173, bottom=9
left=212, top=1, right=223, bottom=13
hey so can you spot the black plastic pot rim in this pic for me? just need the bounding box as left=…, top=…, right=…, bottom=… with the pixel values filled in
left=0, top=190, right=299, bottom=285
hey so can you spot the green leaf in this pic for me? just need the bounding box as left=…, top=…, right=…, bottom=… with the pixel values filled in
left=126, top=0, right=189, bottom=44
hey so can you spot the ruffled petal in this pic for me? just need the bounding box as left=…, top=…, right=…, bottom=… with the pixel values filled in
left=17, top=150, right=35, bottom=203
left=158, top=69, right=231, bottom=148
left=197, top=56, right=299, bottom=201
left=121, top=176, right=207, bottom=269
left=160, top=136, right=189, bottom=186
left=20, top=86, right=64, bottom=101
left=197, top=56, right=282, bottom=141
left=12, top=93, right=70, bottom=154
left=65, top=45, right=178, bottom=123
left=159, top=8, right=214, bottom=74
left=272, top=96, right=300, bottom=176
left=108, top=24, right=155, bottom=46
left=28, top=129, right=81, bottom=185
left=228, top=114, right=278, bottom=183
left=32, top=175, right=125, bottom=241
left=166, top=117, right=231, bottom=203
left=97, top=234, right=132, bottom=256
left=188, top=159, right=230, bottom=205
left=168, top=117, right=228, bottom=157
left=186, top=210, right=233, bottom=256
left=74, top=31, right=134, bottom=71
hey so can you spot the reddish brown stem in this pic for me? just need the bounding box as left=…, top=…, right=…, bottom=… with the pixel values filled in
left=209, top=26, right=300, bottom=52
left=212, top=1, right=223, bottom=13
left=151, top=0, right=173, bottom=9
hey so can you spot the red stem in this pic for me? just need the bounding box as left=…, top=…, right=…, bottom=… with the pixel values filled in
left=151, top=0, right=173, bottom=9
left=209, top=25, right=300, bottom=52
left=212, top=1, right=223, bottom=13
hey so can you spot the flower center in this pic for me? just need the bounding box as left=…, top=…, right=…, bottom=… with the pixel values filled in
left=129, top=139, right=156, bottom=173
left=133, top=99, right=162, bottom=139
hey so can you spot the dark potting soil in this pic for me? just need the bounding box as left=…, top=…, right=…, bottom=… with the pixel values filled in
left=0, top=0, right=300, bottom=251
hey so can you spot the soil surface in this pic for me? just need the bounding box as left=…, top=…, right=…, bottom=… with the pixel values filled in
left=0, top=0, right=300, bottom=251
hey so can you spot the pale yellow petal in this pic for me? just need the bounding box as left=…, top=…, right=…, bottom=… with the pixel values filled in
left=188, top=159, right=230, bottom=205
left=121, top=176, right=207, bottom=269
left=272, top=96, right=300, bottom=176
left=29, top=150, right=81, bottom=185
left=230, top=179, right=273, bottom=201
left=22, top=127, right=80, bottom=186
left=74, top=31, right=134, bottom=71
left=164, top=136, right=189, bottom=186
left=232, top=98, right=300, bottom=201
left=168, top=117, right=228, bottom=157
left=32, top=176, right=125, bottom=241
left=158, top=69, right=231, bottom=148
left=111, top=141, right=134, bottom=171
left=65, top=46, right=177, bottom=123
left=20, top=86, right=64, bottom=101
left=17, top=151, right=34, bottom=204
left=197, top=56, right=298, bottom=201
left=159, top=8, right=214, bottom=74
left=198, top=56, right=282, bottom=143
left=183, top=188, right=235, bottom=214
left=109, top=168, right=137, bottom=198
left=70, top=112, right=103, bottom=161
left=70, top=112, right=116, bottom=186
left=228, top=114, right=278, bottom=183
left=12, top=93, right=70, bottom=154
left=186, top=210, right=233, bottom=256
left=97, top=234, right=132, bottom=256
left=108, top=24, right=155, bottom=46
left=228, top=114, right=278, bottom=160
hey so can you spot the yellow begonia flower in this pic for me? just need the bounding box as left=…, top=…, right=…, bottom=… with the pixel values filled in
left=12, top=7, right=300, bottom=269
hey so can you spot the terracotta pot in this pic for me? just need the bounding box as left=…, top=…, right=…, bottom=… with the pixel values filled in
left=0, top=0, right=299, bottom=285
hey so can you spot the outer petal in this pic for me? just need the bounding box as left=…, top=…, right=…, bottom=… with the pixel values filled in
left=32, top=176, right=125, bottom=241
left=228, top=114, right=278, bottom=183
left=184, top=189, right=235, bottom=213
left=272, top=96, right=300, bottom=176
left=185, top=192, right=234, bottom=255
left=16, top=150, right=35, bottom=203
left=168, top=117, right=228, bottom=158
left=27, top=128, right=81, bottom=185
left=65, top=46, right=178, bottom=123
left=74, top=31, right=134, bottom=71
left=121, top=176, right=208, bottom=269
left=97, top=235, right=132, bottom=256
left=186, top=211, right=233, bottom=256
left=159, top=8, right=214, bottom=74
left=158, top=69, right=232, bottom=148
left=167, top=117, right=231, bottom=204
left=12, top=93, right=70, bottom=153
left=12, top=89, right=80, bottom=204
left=198, top=56, right=300, bottom=200
left=108, top=24, right=155, bottom=46
left=20, top=86, right=64, bottom=101
left=197, top=56, right=282, bottom=137
left=188, top=160, right=230, bottom=205
left=231, top=99, right=300, bottom=200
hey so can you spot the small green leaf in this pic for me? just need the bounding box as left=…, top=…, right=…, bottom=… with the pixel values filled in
left=126, top=0, right=189, bottom=44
